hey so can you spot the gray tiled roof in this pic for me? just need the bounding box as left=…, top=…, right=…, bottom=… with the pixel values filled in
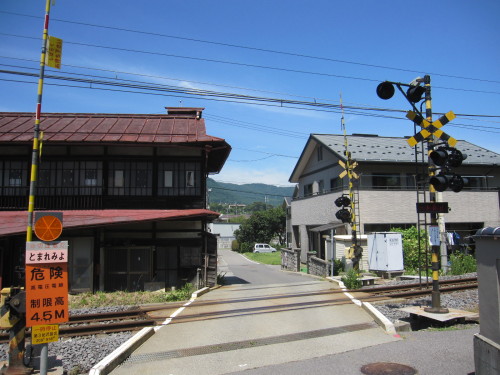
left=313, top=134, right=500, bottom=165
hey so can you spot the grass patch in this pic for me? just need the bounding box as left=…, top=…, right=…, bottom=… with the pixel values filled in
left=243, top=251, right=281, bottom=265
left=69, top=283, right=194, bottom=309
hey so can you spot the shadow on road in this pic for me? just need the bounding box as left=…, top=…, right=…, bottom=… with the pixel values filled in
left=223, top=276, right=250, bottom=285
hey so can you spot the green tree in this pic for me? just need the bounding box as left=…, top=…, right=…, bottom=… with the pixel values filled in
left=246, top=201, right=273, bottom=213
left=234, top=206, right=286, bottom=246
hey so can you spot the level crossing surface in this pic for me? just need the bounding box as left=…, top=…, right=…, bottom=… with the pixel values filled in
left=109, top=250, right=400, bottom=375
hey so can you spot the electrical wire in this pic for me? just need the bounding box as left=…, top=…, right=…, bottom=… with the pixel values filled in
left=2, top=10, right=499, bottom=85
left=1, top=68, right=499, bottom=134
left=2, top=32, right=500, bottom=96
left=2, top=56, right=499, bottom=122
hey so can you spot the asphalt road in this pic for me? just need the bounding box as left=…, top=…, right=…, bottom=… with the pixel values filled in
left=217, top=249, right=315, bottom=285
left=110, top=250, right=400, bottom=375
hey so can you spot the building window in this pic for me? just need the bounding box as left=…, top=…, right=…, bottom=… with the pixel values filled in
left=135, top=169, right=149, bottom=188
left=466, top=177, right=486, bottom=190
left=36, top=160, right=103, bottom=196
left=114, top=170, right=124, bottom=188
left=330, top=177, right=342, bottom=191
left=317, top=146, right=323, bottom=161
left=62, top=168, right=74, bottom=187
left=318, top=180, right=324, bottom=194
left=158, top=161, right=201, bottom=197
left=372, top=174, right=401, bottom=189
left=9, top=170, right=22, bottom=186
left=38, top=169, right=51, bottom=188
left=164, top=171, right=173, bottom=187
left=85, top=170, right=97, bottom=186
left=1, top=161, right=27, bottom=196
left=304, top=183, right=313, bottom=197
left=108, top=161, right=152, bottom=196
left=186, top=171, right=195, bottom=187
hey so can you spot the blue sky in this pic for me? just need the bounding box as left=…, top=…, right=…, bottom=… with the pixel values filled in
left=1, top=0, right=499, bottom=186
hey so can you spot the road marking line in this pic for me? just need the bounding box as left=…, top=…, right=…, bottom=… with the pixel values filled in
left=237, top=253, right=260, bottom=264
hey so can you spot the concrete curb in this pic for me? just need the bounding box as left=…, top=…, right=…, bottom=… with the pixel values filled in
left=362, top=302, right=397, bottom=335
left=88, top=327, right=155, bottom=375
left=327, top=276, right=397, bottom=335
left=88, top=286, right=209, bottom=375
left=191, top=286, right=210, bottom=299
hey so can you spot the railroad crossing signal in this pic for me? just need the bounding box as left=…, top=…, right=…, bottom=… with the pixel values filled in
left=34, top=212, right=63, bottom=242
left=338, top=160, right=359, bottom=179
left=406, top=110, right=457, bottom=147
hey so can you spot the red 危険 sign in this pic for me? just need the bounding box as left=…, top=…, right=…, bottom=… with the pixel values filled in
left=25, top=241, right=68, bottom=327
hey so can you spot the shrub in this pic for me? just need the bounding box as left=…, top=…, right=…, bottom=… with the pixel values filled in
left=341, top=269, right=362, bottom=289
left=449, top=252, right=477, bottom=275
left=239, top=242, right=254, bottom=253
left=165, top=283, right=194, bottom=302
left=217, top=272, right=227, bottom=285
left=332, top=259, right=344, bottom=276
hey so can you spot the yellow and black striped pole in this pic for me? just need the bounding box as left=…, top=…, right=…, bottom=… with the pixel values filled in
left=340, top=97, right=362, bottom=270
left=27, top=0, right=52, bottom=242
left=422, top=75, right=448, bottom=314
left=2, top=1, right=54, bottom=373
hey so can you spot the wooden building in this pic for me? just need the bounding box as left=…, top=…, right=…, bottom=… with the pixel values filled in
left=0, top=107, right=231, bottom=292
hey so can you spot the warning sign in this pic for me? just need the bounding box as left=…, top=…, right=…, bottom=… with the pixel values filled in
left=45, top=36, right=63, bottom=69
left=25, top=241, right=68, bottom=328
left=26, top=241, right=68, bottom=264
left=31, top=324, right=59, bottom=345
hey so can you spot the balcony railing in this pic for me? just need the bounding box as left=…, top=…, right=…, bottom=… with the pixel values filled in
left=295, top=180, right=497, bottom=201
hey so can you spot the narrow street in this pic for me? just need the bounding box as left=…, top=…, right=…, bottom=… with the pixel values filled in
left=110, top=250, right=398, bottom=375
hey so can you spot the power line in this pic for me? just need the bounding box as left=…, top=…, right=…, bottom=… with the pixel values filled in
left=2, top=10, right=499, bottom=85
left=3, top=56, right=500, bottom=124
left=2, top=71, right=500, bottom=136
left=0, top=55, right=346, bottom=104
left=3, top=32, right=500, bottom=97
left=0, top=56, right=500, bottom=126
left=229, top=155, right=276, bottom=163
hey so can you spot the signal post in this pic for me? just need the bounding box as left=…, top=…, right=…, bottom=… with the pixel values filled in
left=376, top=75, right=467, bottom=313
left=421, top=76, right=448, bottom=313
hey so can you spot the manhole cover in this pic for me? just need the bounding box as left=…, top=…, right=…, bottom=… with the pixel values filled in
left=361, top=362, right=417, bottom=375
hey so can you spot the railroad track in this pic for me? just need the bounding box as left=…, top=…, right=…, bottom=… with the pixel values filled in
left=356, top=276, right=478, bottom=301
left=0, top=309, right=158, bottom=343
left=0, top=277, right=478, bottom=343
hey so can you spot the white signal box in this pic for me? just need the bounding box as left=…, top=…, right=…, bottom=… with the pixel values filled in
left=367, top=232, right=404, bottom=272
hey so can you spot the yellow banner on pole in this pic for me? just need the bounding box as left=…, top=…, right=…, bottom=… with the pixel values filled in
left=45, top=36, right=63, bottom=69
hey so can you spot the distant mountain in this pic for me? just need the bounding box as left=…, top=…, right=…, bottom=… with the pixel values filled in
left=207, top=178, right=295, bottom=206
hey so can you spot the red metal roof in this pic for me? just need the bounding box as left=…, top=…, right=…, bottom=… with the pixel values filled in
left=0, top=109, right=231, bottom=173
left=0, top=112, right=225, bottom=144
left=0, top=209, right=220, bottom=237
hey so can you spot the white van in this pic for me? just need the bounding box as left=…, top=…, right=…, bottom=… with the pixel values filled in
left=253, top=243, right=277, bottom=253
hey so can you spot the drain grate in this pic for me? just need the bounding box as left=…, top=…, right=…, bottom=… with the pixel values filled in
left=361, top=362, right=417, bottom=375
left=122, top=322, right=377, bottom=364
